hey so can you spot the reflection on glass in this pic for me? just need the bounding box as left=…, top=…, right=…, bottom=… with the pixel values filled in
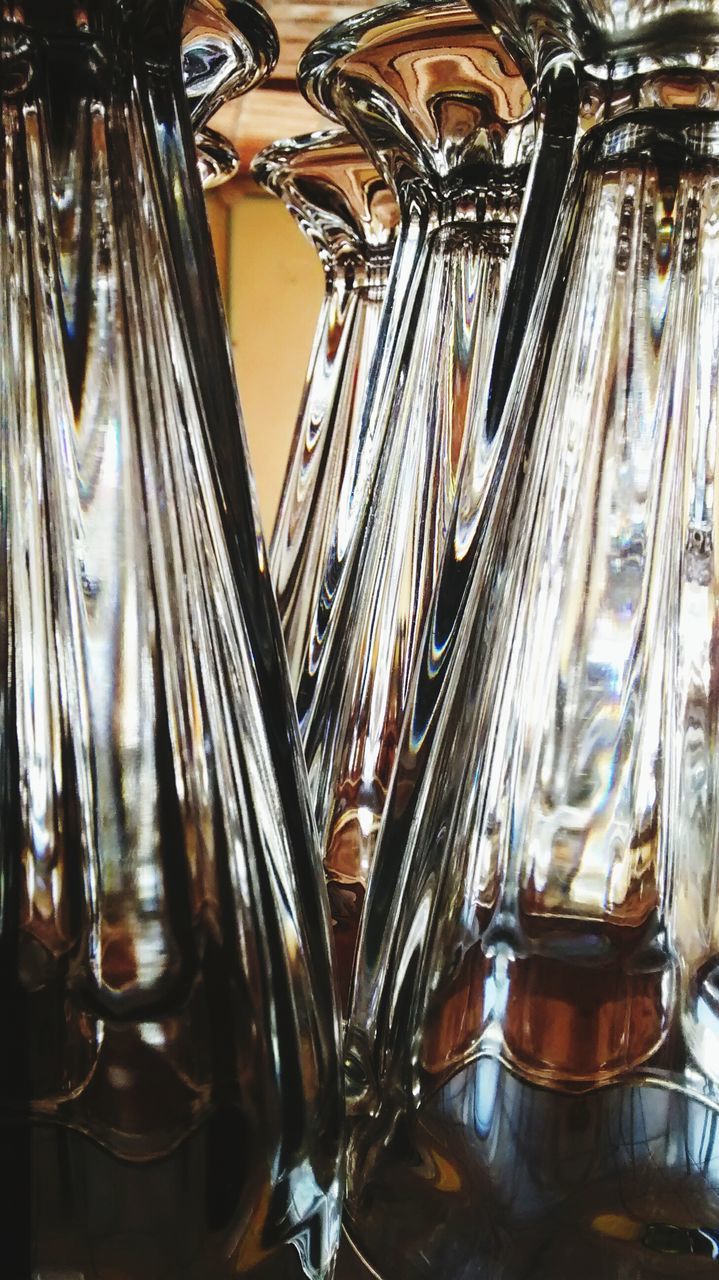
left=345, top=1, right=719, bottom=1276
left=0, top=2, right=341, bottom=1276
left=183, top=0, right=279, bottom=188
left=251, top=130, right=398, bottom=693
left=296, top=0, right=533, bottom=1004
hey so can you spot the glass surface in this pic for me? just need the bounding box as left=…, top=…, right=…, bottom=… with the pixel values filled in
left=296, top=0, right=533, bottom=1004
left=0, top=3, right=342, bottom=1277
left=184, top=0, right=279, bottom=188
left=251, top=130, right=398, bottom=694
left=344, top=2, right=719, bottom=1277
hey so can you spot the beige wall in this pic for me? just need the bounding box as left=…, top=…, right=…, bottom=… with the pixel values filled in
left=208, top=189, right=324, bottom=538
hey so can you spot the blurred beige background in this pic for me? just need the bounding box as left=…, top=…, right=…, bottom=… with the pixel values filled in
left=207, top=188, right=324, bottom=537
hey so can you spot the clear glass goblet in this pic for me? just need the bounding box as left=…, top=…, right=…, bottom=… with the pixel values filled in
left=345, top=0, right=719, bottom=1276
left=251, top=129, right=398, bottom=694
left=0, top=3, right=342, bottom=1276
left=184, top=0, right=279, bottom=188
left=296, top=0, right=533, bottom=1005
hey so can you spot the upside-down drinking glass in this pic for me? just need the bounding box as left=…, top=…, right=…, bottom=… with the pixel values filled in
left=251, top=129, right=398, bottom=694
left=184, top=0, right=279, bottom=188
left=344, top=1, right=719, bottom=1276
left=296, top=0, right=533, bottom=1004
left=0, top=2, right=342, bottom=1276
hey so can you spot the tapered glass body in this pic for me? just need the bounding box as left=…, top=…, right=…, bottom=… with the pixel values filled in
left=251, top=131, right=398, bottom=694
left=297, top=0, right=533, bottom=1003
left=0, top=3, right=342, bottom=1276
left=345, top=6, right=719, bottom=1279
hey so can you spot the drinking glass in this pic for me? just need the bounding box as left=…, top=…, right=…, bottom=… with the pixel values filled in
left=345, top=1, right=719, bottom=1276
left=184, top=0, right=279, bottom=188
left=296, top=0, right=533, bottom=1003
left=0, top=3, right=342, bottom=1276
left=251, top=130, right=398, bottom=693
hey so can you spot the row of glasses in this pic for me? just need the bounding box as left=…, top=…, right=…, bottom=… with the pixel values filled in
left=0, top=2, right=342, bottom=1277
left=332, top=0, right=719, bottom=1276
left=8, top=0, right=719, bottom=1273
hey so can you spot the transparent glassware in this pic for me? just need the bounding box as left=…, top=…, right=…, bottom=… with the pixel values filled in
left=250, top=130, right=399, bottom=694
left=344, top=3, right=719, bottom=1278
left=295, top=0, right=533, bottom=1004
left=184, top=0, right=279, bottom=188
left=0, top=3, right=342, bottom=1277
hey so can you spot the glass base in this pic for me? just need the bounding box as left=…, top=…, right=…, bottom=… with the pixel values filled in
left=2, top=1118, right=320, bottom=1279
left=345, top=1056, right=719, bottom=1279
